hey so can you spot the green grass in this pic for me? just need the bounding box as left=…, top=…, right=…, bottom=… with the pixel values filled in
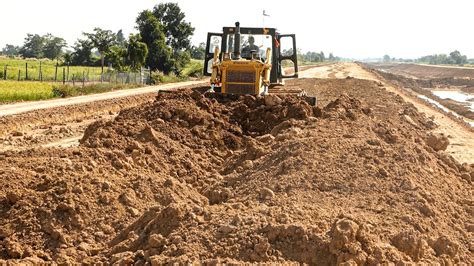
left=0, top=81, right=141, bottom=102
left=0, top=81, right=55, bottom=101
left=0, top=56, right=102, bottom=81
left=0, top=57, right=205, bottom=102
left=52, top=83, right=139, bottom=98
left=180, top=59, right=204, bottom=78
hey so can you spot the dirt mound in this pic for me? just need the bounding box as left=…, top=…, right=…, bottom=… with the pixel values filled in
left=425, top=133, right=449, bottom=151
left=0, top=86, right=473, bottom=264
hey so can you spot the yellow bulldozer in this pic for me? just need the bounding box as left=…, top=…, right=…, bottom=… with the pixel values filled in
left=203, top=22, right=316, bottom=105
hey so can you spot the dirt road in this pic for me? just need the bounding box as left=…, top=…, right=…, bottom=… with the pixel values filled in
left=299, top=62, right=474, bottom=163
left=0, top=80, right=207, bottom=117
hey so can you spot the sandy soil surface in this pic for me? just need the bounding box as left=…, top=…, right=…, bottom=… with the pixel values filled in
left=0, top=65, right=473, bottom=264
left=299, top=63, right=474, bottom=164
left=0, top=83, right=206, bottom=152
left=368, top=63, right=474, bottom=79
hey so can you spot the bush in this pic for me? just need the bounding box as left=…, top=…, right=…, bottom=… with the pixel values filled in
left=52, top=83, right=139, bottom=98
left=180, top=60, right=203, bottom=78
left=149, top=71, right=183, bottom=84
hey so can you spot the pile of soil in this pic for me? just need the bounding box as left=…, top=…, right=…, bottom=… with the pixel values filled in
left=0, top=83, right=473, bottom=264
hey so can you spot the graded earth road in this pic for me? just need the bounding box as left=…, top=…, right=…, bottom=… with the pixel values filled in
left=0, top=80, right=207, bottom=117
left=300, top=62, right=474, bottom=163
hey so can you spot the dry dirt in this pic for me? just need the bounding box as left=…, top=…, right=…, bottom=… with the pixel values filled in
left=0, top=73, right=473, bottom=264
left=0, top=83, right=206, bottom=152
left=307, top=63, right=474, bottom=164
left=369, top=63, right=474, bottom=80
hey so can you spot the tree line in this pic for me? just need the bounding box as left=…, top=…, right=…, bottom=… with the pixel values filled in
left=299, top=51, right=340, bottom=62
left=282, top=48, right=341, bottom=62
left=382, top=50, right=472, bottom=65
left=1, top=3, right=195, bottom=74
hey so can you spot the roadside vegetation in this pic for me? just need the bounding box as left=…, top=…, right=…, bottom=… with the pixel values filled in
left=0, top=81, right=55, bottom=101
left=0, top=59, right=203, bottom=102
left=382, top=50, right=473, bottom=66
left=0, top=81, right=140, bottom=102
left=0, top=57, right=102, bottom=81
left=0, top=2, right=206, bottom=102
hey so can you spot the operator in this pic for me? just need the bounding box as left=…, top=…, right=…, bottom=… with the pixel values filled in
left=241, top=36, right=260, bottom=58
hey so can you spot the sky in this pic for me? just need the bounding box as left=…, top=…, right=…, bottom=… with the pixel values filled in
left=1, top=0, right=473, bottom=59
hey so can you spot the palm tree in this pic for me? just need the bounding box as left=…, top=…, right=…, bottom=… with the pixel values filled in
left=83, top=28, right=116, bottom=73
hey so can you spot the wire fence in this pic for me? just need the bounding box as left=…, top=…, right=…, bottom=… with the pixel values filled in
left=1, top=63, right=151, bottom=85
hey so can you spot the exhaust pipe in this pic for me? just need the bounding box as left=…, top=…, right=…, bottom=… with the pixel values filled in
left=234, top=22, right=241, bottom=59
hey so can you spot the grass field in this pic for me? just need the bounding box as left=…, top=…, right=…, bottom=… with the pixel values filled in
left=0, top=81, right=55, bottom=101
left=0, top=58, right=204, bottom=102
left=0, top=57, right=102, bottom=81
left=0, top=81, right=141, bottom=102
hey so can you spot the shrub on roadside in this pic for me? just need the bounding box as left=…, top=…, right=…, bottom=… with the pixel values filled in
left=52, top=83, right=139, bottom=98
left=149, top=71, right=184, bottom=84
left=180, top=60, right=203, bottom=78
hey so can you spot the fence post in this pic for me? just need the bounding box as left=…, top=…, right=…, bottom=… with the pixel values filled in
left=18, top=69, right=21, bottom=81
left=3, top=65, right=6, bottom=80
left=140, top=68, right=143, bottom=84
left=25, top=63, right=28, bottom=80
left=82, top=71, right=85, bottom=87
left=67, top=63, right=70, bottom=81
left=63, top=68, right=66, bottom=85
left=72, top=74, right=75, bottom=86
left=55, top=63, right=58, bottom=82
left=39, top=61, right=42, bottom=81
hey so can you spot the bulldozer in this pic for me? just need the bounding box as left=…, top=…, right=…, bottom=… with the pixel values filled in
left=203, top=22, right=316, bottom=105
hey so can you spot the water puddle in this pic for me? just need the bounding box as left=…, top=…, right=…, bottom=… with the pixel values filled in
left=431, top=90, right=474, bottom=111
left=417, top=95, right=474, bottom=127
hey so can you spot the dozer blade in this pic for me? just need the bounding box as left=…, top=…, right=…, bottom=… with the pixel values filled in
left=268, top=87, right=317, bottom=106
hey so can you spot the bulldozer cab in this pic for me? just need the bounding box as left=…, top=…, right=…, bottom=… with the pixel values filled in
left=203, top=24, right=298, bottom=85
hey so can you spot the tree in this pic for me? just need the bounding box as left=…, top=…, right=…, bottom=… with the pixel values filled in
left=71, top=39, right=94, bottom=66
left=19, top=34, right=45, bottom=58
left=106, top=45, right=128, bottom=71
left=449, top=50, right=467, bottom=65
left=116, top=29, right=126, bottom=47
left=63, top=52, right=72, bottom=65
left=173, top=50, right=191, bottom=73
left=127, top=34, right=148, bottom=70
left=151, top=3, right=194, bottom=74
left=43, top=34, right=67, bottom=60
left=190, top=42, right=205, bottom=60
left=328, top=53, right=335, bottom=61
left=419, top=51, right=468, bottom=65
left=136, top=10, right=173, bottom=73
left=320, top=51, right=325, bottom=61
left=383, top=54, right=391, bottom=62
left=1, top=44, right=21, bottom=57
left=84, top=28, right=117, bottom=73
left=152, top=3, right=194, bottom=51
